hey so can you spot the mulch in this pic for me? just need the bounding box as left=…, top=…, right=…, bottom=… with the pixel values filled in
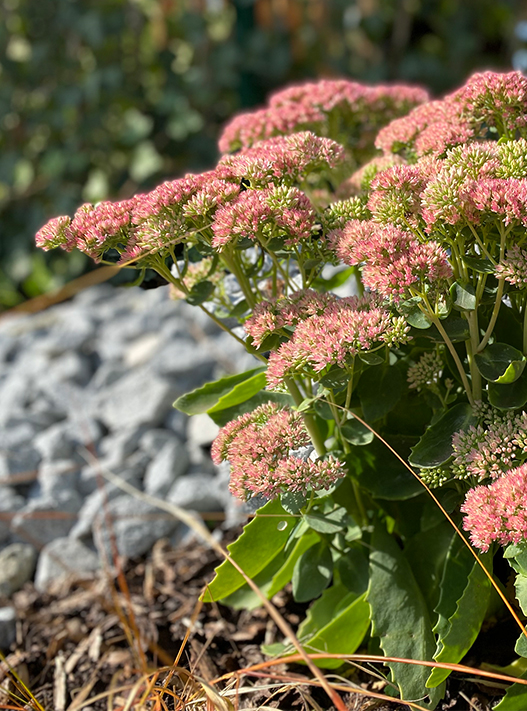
left=0, top=533, right=512, bottom=711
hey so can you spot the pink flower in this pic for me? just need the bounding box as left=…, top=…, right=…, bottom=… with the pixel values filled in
left=266, top=293, right=410, bottom=388
left=219, top=79, right=428, bottom=153
left=211, top=186, right=316, bottom=250
left=331, top=221, right=452, bottom=300
left=216, top=132, right=345, bottom=187
left=211, top=402, right=344, bottom=500
left=367, top=164, right=427, bottom=225
left=244, top=289, right=336, bottom=348
left=451, top=70, right=527, bottom=136
left=35, top=215, right=76, bottom=252
left=462, top=463, right=527, bottom=552
left=496, top=245, right=527, bottom=288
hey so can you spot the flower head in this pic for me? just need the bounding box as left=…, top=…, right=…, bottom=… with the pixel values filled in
left=266, top=293, right=410, bottom=389
left=211, top=402, right=343, bottom=500
left=331, top=220, right=452, bottom=301
left=217, top=132, right=345, bottom=188
left=462, top=463, right=527, bottom=551
left=219, top=79, right=428, bottom=155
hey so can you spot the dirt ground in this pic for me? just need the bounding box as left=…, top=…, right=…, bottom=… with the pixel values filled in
left=0, top=534, right=513, bottom=711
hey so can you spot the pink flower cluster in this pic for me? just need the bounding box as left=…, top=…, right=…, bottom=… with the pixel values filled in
left=451, top=70, right=527, bottom=137
left=36, top=129, right=338, bottom=263
left=219, top=79, right=428, bottom=153
left=331, top=221, right=451, bottom=301
left=376, top=71, right=527, bottom=160
left=216, top=132, right=345, bottom=188
left=265, top=293, right=410, bottom=388
left=407, top=351, right=444, bottom=391
left=211, top=185, right=316, bottom=251
left=211, top=402, right=344, bottom=500
left=245, top=289, right=336, bottom=348
left=462, top=463, right=527, bottom=552
left=495, top=245, right=527, bottom=288
left=36, top=199, right=137, bottom=262
left=367, top=164, right=427, bottom=225
left=451, top=408, right=527, bottom=482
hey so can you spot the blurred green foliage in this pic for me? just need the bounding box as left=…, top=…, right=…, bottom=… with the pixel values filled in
left=0, top=0, right=521, bottom=307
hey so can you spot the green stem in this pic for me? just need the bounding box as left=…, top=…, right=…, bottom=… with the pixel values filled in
left=285, top=377, right=326, bottom=457
left=523, top=297, right=527, bottom=356
left=465, top=311, right=482, bottom=401
left=477, top=278, right=505, bottom=353
left=477, top=226, right=506, bottom=353
left=430, top=313, right=475, bottom=407
left=351, top=477, right=368, bottom=528
left=221, top=250, right=257, bottom=309
left=466, top=223, right=497, bottom=265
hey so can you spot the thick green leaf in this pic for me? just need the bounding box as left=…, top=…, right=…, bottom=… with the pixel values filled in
left=404, top=522, right=454, bottom=619
left=221, top=531, right=318, bottom=609
left=504, top=542, right=527, bottom=575
left=207, top=372, right=267, bottom=413
left=493, top=674, right=527, bottom=710
left=488, top=369, right=527, bottom=410
left=336, top=545, right=369, bottom=595
left=304, top=506, right=351, bottom=535
left=292, top=540, right=333, bottom=602
left=450, top=281, right=476, bottom=311
left=262, top=586, right=370, bottom=668
left=202, top=499, right=293, bottom=602
left=409, top=403, right=475, bottom=469
left=358, top=365, right=403, bottom=422
left=359, top=351, right=385, bottom=365
left=463, top=256, right=496, bottom=274
left=350, top=437, right=423, bottom=500
left=400, top=296, right=433, bottom=329
left=418, top=317, right=470, bottom=343
left=298, top=589, right=371, bottom=668
left=281, top=491, right=307, bottom=514
left=208, top=391, right=293, bottom=427
left=431, top=534, right=473, bottom=642
left=367, top=521, right=444, bottom=709
left=185, top=280, right=214, bottom=305
left=475, top=343, right=526, bottom=384
left=515, top=633, right=527, bottom=658
left=427, top=551, right=492, bottom=687
left=515, top=574, right=527, bottom=616
left=319, top=366, right=350, bottom=388
left=341, top=418, right=374, bottom=446
left=173, top=367, right=265, bottom=415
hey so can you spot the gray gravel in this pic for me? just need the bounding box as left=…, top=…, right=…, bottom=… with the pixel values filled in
left=0, top=283, right=254, bottom=599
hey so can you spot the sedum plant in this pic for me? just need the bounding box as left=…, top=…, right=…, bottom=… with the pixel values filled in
left=36, top=72, right=527, bottom=709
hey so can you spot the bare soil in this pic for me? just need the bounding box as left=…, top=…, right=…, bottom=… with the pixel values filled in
left=0, top=535, right=511, bottom=711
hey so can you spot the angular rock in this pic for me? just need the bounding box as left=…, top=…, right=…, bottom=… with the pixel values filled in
left=78, top=449, right=148, bottom=497
left=12, top=490, right=81, bottom=545
left=186, top=414, right=219, bottom=470
left=34, top=537, right=100, bottom=592
left=0, top=543, right=37, bottom=596
left=143, top=438, right=189, bottom=497
left=38, top=459, right=81, bottom=498
left=0, top=445, right=40, bottom=486
left=95, top=367, right=178, bottom=430
left=99, top=426, right=146, bottom=464
left=0, top=487, right=25, bottom=544
left=34, top=418, right=103, bottom=463
left=149, top=340, right=214, bottom=384
left=139, top=429, right=178, bottom=457
left=167, top=473, right=223, bottom=513
left=89, top=361, right=128, bottom=391
left=93, top=495, right=177, bottom=559
left=0, top=607, right=16, bottom=650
